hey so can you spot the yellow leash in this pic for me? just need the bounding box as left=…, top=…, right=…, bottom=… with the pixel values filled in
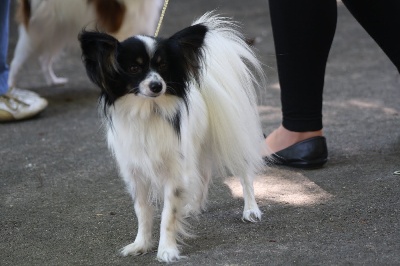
left=154, top=0, right=170, bottom=37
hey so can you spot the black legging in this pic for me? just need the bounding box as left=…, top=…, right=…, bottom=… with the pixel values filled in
left=268, top=0, right=400, bottom=132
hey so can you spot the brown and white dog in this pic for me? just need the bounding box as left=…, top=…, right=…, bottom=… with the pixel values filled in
left=8, top=0, right=163, bottom=88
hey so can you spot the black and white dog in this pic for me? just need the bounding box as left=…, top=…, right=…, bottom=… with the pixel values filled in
left=79, top=13, right=267, bottom=263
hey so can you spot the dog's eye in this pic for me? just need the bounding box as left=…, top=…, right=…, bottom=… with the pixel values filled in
left=158, top=63, right=167, bottom=72
left=129, top=66, right=141, bottom=75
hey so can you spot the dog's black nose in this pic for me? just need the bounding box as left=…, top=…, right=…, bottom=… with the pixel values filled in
left=149, top=81, right=163, bottom=93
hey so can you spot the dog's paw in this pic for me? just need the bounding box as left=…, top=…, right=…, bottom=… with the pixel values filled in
left=120, top=241, right=154, bottom=257
left=242, top=207, right=262, bottom=223
left=48, top=77, right=68, bottom=86
left=157, top=246, right=185, bottom=263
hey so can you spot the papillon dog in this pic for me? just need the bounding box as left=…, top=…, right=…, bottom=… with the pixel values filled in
left=8, top=0, right=163, bottom=89
left=79, top=13, right=267, bottom=263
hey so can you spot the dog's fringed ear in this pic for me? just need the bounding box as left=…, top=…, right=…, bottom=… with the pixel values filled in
left=168, top=24, right=208, bottom=84
left=78, top=30, right=120, bottom=91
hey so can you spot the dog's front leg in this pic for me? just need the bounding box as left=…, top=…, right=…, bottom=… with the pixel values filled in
left=157, top=183, right=185, bottom=263
left=121, top=180, right=154, bottom=256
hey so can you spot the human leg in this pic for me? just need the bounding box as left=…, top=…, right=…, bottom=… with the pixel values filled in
left=341, top=0, right=400, bottom=72
left=267, top=0, right=337, bottom=141
left=266, top=0, right=336, bottom=167
left=0, top=0, right=10, bottom=95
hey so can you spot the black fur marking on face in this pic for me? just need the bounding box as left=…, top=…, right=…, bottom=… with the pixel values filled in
left=154, top=24, right=208, bottom=109
left=116, top=37, right=152, bottom=95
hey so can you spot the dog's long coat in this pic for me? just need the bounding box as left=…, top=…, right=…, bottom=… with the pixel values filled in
left=79, top=13, right=267, bottom=263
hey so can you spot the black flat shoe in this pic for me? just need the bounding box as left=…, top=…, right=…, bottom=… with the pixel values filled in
left=265, top=136, right=328, bottom=169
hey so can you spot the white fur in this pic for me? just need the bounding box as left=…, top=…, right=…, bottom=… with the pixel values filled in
left=8, top=0, right=163, bottom=88
left=106, top=13, right=267, bottom=263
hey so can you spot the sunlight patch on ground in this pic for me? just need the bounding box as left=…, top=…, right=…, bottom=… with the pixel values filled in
left=348, top=99, right=398, bottom=115
left=325, top=99, right=399, bottom=116
left=224, top=172, right=332, bottom=206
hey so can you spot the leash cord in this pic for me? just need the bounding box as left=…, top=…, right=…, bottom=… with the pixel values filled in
left=154, top=0, right=170, bottom=37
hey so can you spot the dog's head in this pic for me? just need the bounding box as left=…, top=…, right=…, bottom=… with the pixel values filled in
left=78, top=24, right=208, bottom=108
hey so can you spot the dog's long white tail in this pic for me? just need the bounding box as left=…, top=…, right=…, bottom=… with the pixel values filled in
left=194, top=13, right=267, bottom=177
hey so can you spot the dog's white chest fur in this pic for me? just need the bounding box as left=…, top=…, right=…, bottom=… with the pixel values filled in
left=106, top=89, right=208, bottom=191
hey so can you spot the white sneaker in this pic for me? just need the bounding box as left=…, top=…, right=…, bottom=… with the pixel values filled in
left=0, top=88, right=48, bottom=122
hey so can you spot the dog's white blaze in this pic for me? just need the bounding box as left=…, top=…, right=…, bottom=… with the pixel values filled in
left=136, top=35, right=157, bottom=57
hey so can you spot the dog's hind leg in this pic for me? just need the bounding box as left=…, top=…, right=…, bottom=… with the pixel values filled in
left=198, top=154, right=213, bottom=211
left=8, top=26, right=35, bottom=89
left=239, top=173, right=262, bottom=222
left=39, top=53, right=68, bottom=86
left=120, top=179, right=154, bottom=257
left=157, top=183, right=187, bottom=263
